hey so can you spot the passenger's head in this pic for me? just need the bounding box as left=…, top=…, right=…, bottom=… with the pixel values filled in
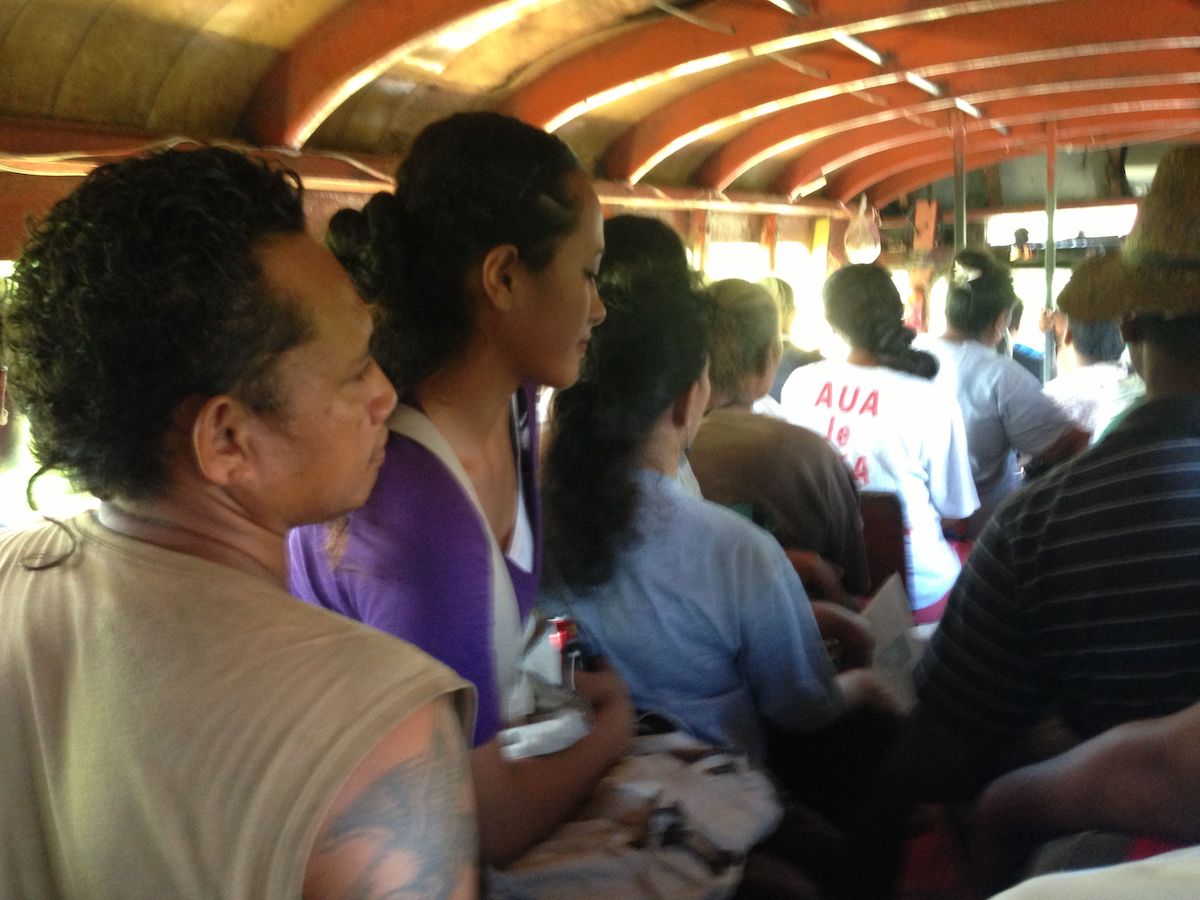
left=543, top=275, right=712, bottom=589
left=823, top=264, right=938, bottom=379
left=1057, top=147, right=1200, bottom=388
left=327, top=112, right=603, bottom=394
left=758, top=275, right=796, bottom=334
left=1068, top=317, right=1125, bottom=364
left=3, top=147, right=395, bottom=519
left=597, top=214, right=694, bottom=305
left=707, top=279, right=781, bottom=403
left=946, top=249, right=1018, bottom=344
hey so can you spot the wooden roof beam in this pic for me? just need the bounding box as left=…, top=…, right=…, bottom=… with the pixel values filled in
left=245, top=0, right=497, bottom=149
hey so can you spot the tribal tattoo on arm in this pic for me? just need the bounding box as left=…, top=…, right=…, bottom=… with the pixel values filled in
left=312, top=699, right=478, bottom=899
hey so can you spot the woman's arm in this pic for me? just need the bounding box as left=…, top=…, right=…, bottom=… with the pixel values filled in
left=470, top=665, right=634, bottom=867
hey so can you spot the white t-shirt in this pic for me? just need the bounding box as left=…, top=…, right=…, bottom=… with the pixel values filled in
left=781, top=360, right=978, bottom=610
left=1044, top=362, right=1145, bottom=443
left=922, top=337, right=1072, bottom=528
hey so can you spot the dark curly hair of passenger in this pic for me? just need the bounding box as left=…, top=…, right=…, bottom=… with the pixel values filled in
left=2, top=147, right=308, bottom=501
left=946, top=247, right=1018, bottom=339
left=326, top=112, right=583, bottom=395
left=542, top=278, right=712, bottom=590
left=823, top=264, right=938, bottom=379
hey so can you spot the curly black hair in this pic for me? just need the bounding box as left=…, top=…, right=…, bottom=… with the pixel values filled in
left=326, top=112, right=584, bottom=395
left=2, top=146, right=309, bottom=501
left=542, top=274, right=712, bottom=590
left=823, top=264, right=938, bottom=379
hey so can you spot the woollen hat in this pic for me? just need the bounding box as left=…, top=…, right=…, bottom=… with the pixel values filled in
left=1057, top=144, right=1200, bottom=322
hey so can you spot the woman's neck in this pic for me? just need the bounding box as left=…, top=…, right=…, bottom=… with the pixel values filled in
left=706, top=389, right=750, bottom=412
left=414, top=348, right=519, bottom=452
left=639, top=414, right=685, bottom=477
left=846, top=347, right=880, bottom=366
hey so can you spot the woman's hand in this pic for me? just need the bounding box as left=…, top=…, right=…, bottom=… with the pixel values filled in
left=573, top=662, right=635, bottom=762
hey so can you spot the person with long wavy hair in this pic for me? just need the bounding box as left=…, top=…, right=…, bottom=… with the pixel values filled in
left=781, top=263, right=978, bottom=622
left=287, top=112, right=633, bottom=866
left=540, top=268, right=878, bottom=766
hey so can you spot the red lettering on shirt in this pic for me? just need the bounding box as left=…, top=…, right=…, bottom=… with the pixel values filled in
left=816, top=382, right=833, bottom=408
left=853, top=456, right=870, bottom=483
left=859, top=390, right=879, bottom=417
left=838, top=386, right=859, bottom=412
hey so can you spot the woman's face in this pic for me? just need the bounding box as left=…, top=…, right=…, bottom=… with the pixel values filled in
left=506, top=171, right=606, bottom=390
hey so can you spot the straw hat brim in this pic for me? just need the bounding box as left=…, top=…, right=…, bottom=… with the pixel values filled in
left=1057, top=252, right=1200, bottom=322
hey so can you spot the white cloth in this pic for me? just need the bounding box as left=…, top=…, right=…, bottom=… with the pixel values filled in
left=992, top=845, right=1200, bottom=899
left=921, top=337, right=1072, bottom=528
left=780, top=360, right=977, bottom=610
left=1044, top=362, right=1145, bottom=443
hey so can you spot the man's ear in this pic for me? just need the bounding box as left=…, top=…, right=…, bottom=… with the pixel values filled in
left=670, top=377, right=707, bottom=428
left=190, top=394, right=255, bottom=487
left=480, top=244, right=522, bottom=312
left=669, top=389, right=691, bottom=428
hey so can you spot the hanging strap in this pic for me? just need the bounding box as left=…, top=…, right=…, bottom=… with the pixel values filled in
left=388, top=405, right=535, bottom=721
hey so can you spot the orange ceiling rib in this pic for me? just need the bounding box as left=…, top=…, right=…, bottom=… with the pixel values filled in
left=499, top=1, right=791, bottom=129
left=2, top=0, right=1199, bottom=232
left=776, top=94, right=1200, bottom=197
left=245, top=0, right=497, bottom=149
left=870, top=126, right=1200, bottom=206
left=504, top=0, right=1069, bottom=131
left=697, top=66, right=1200, bottom=191
left=606, top=27, right=1200, bottom=185
left=833, top=117, right=1200, bottom=205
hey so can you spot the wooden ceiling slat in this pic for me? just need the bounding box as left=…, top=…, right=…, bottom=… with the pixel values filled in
left=244, top=0, right=499, bottom=149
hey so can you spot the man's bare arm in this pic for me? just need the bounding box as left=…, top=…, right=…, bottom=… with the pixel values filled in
left=304, top=697, right=478, bottom=900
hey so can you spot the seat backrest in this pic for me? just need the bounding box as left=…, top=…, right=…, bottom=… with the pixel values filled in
left=858, top=490, right=908, bottom=596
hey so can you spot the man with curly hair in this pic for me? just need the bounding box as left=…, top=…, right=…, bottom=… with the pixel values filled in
left=0, top=147, right=478, bottom=898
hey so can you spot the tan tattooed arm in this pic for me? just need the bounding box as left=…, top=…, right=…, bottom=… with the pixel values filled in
left=303, top=697, right=478, bottom=900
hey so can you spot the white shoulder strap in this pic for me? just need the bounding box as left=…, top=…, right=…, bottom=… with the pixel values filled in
left=387, top=405, right=534, bottom=721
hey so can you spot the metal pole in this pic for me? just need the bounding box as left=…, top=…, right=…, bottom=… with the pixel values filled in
left=1043, top=119, right=1058, bottom=381
left=953, top=109, right=967, bottom=252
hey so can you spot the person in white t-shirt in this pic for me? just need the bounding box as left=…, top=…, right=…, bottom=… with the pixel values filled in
left=781, top=264, right=978, bottom=621
left=922, top=251, right=1089, bottom=535
left=1044, top=315, right=1145, bottom=443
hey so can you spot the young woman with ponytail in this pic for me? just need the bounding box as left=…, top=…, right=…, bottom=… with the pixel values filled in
left=781, top=263, right=978, bottom=621
left=287, top=112, right=633, bottom=866
left=926, top=249, right=1089, bottom=536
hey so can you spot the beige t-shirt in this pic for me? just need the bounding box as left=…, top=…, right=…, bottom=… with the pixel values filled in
left=0, top=512, right=474, bottom=899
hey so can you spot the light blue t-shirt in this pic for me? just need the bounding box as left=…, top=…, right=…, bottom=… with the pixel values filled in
left=925, top=338, right=1072, bottom=529
left=538, top=469, right=843, bottom=763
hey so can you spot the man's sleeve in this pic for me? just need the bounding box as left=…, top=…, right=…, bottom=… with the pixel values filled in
left=915, top=512, right=1049, bottom=736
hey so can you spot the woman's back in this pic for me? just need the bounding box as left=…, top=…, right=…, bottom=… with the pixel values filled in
left=929, top=337, right=1070, bottom=524
left=781, top=358, right=976, bottom=609
left=539, top=468, right=841, bottom=763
